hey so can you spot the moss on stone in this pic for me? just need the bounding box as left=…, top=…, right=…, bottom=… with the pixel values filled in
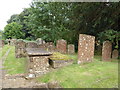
left=50, top=52, right=71, bottom=61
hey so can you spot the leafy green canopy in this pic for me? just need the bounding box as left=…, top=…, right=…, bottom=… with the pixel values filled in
left=3, top=22, right=25, bottom=39
left=3, top=2, right=119, bottom=51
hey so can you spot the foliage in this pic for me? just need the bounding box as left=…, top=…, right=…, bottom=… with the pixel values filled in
left=3, top=2, right=119, bottom=50
left=98, top=29, right=120, bottom=49
left=3, top=22, right=25, bottom=39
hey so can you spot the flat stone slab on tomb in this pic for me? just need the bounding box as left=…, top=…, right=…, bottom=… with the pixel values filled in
left=26, top=48, right=52, bottom=56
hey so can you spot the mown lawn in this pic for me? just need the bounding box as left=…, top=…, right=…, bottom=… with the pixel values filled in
left=36, top=56, right=118, bottom=88
left=0, top=45, right=11, bottom=58
left=3, top=45, right=27, bottom=75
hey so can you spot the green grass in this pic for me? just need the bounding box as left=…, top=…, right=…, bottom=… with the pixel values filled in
left=3, top=45, right=27, bottom=75
left=0, top=45, right=12, bottom=58
left=36, top=55, right=118, bottom=88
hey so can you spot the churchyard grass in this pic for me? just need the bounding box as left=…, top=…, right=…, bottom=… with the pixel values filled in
left=0, top=45, right=11, bottom=58
left=37, top=55, right=118, bottom=88
left=3, top=45, right=27, bottom=75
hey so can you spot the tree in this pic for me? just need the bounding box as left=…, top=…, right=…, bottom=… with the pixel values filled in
left=3, top=22, right=24, bottom=39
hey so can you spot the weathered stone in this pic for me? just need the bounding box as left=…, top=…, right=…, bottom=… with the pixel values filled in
left=78, top=34, right=95, bottom=64
left=32, top=83, right=48, bottom=88
left=68, top=44, right=75, bottom=54
left=36, top=38, right=46, bottom=45
left=112, top=49, right=119, bottom=59
left=10, top=39, right=17, bottom=46
left=26, top=48, right=52, bottom=76
left=49, top=59, right=73, bottom=69
left=38, top=42, right=56, bottom=52
left=47, top=81, right=62, bottom=88
left=26, top=42, right=38, bottom=48
left=15, top=40, right=26, bottom=58
left=0, top=40, right=4, bottom=47
left=56, top=39, right=67, bottom=54
left=102, top=41, right=112, bottom=61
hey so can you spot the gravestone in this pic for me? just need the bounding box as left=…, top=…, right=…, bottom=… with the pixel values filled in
left=56, top=39, right=67, bottom=54
left=112, top=49, right=118, bottom=59
left=15, top=40, right=26, bottom=58
left=0, top=40, right=4, bottom=47
left=68, top=44, right=75, bottom=54
left=26, top=42, right=38, bottom=48
left=36, top=38, right=46, bottom=45
left=46, top=42, right=56, bottom=52
left=78, top=34, right=95, bottom=64
left=10, top=39, right=16, bottom=46
left=102, top=41, right=112, bottom=61
left=26, top=48, right=52, bottom=77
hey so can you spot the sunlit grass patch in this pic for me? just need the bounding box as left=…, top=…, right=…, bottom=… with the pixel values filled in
left=3, top=45, right=27, bottom=75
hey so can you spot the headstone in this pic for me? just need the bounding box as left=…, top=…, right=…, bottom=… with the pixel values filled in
left=56, top=39, right=67, bottom=54
left=102, top=41, right=112, bottom=61
left=15, top=40, right=26, bottom=58
left=36, top=38, right=46, bottom=45
left=10, top=39, right=17, bottom=46
left=0, top=40, right=4, bottom=47
left=26, top=48, right=52, bottom=77
left=78, top=34, right=95, bottom=64
left=112, top=49, right=119, bottom=59
left=26, top=42, right=38, bottom=48
left=68, top=44, right=75, bottom=54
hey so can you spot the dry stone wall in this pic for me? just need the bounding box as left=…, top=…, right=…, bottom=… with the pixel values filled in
left=112, top=49, right=118, bottom=59
left=56, top=39, right=67, bottom=54
left=68, top=44, right=75, bottom=54
left=102, top=41, right=112, bottom=61
left=78, top=34, right=95, bottom=64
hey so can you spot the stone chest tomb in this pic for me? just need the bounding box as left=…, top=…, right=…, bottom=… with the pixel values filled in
left=26, top=48, right=52, bottom=77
